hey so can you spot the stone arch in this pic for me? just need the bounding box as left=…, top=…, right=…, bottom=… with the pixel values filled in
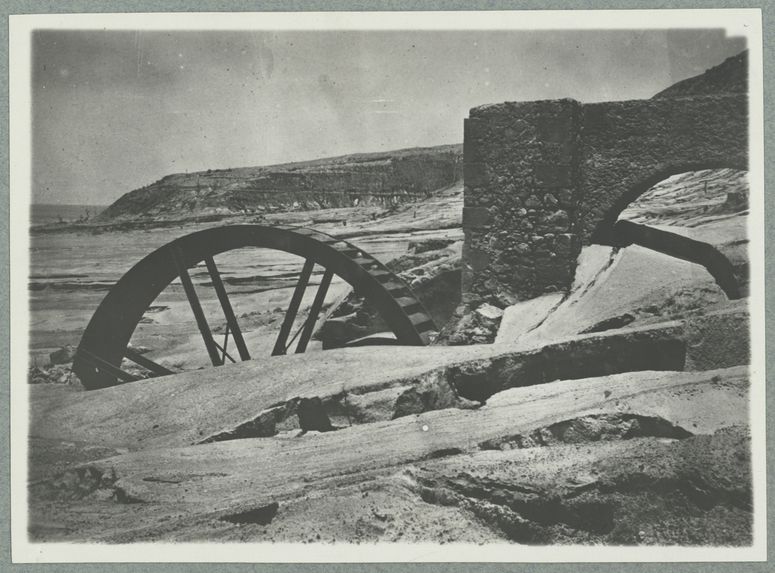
left=589, top=160, right=748, bottom=246
left=461, top=93, right=748, bottom=304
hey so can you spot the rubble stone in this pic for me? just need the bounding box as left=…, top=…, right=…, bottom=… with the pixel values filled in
left=49, top=345, right=77, bottom=365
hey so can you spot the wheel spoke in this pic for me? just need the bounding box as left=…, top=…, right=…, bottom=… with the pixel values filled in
left=170, top=246, right=222, bottom=366
left=283, top=318, right=307, bottom=354
left=212, top=338, right=237, bottom=364
left=73, top=224, right=435, bottom=390
left=296, top=268, right=334, bottom=354
left=204, top=256, right=251, bottom=361
left=221, top=323, right=231, bottom=364
left=272, top=259, right=315, bottom=356
left=123, top=347, right=176, bottom=376
left=79, top=348, right=140, bottom=383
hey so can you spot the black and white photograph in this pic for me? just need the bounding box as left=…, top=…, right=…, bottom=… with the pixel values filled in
left=9, top=9, right=766, bottom=562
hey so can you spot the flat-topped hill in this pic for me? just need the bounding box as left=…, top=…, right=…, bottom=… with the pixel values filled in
left=97, top=144, right=462, bottom=222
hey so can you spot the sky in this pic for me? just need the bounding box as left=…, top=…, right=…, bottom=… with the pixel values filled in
left=31, top=28, right=746, bottom=206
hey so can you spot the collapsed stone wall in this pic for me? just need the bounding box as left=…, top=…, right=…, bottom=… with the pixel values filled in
left=462, top=94, right=747, bottom=306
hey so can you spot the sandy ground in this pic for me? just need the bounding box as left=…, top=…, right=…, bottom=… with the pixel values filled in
left=28, top=366, right=750, bottom=544
left=25, top=169, right=753, bottom=545
left=29, top=183, right=464, bottom=369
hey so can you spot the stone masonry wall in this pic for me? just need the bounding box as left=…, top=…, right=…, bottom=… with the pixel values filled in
left=463, top=100, right=582, bottom=306
left=462, top=94, right=747, bottom=305
left=579, top=94, right=748, bottom=244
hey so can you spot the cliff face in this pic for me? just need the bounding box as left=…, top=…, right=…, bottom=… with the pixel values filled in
left=98, top=144, right=462, bottom=221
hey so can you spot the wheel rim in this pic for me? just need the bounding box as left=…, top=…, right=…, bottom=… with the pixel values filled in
left=72, top=225, right=437, bottom=390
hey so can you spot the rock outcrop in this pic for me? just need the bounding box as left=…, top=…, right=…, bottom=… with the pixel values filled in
left=28, top=365, right=750, bottom=543
left=29, top=321, right=702, bottom=451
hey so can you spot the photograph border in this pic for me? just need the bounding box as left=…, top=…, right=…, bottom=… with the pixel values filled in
left=2, top=1, right=773, bottom=571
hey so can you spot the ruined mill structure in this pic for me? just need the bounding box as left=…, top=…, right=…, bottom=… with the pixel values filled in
left=29, top=48, right=756, bottom=545
left=461, top=89, right=747, bottom=307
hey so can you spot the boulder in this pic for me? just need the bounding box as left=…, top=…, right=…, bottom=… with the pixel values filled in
left=435, top=302, right=505, bottom=346
left=49, top=345, right=77, bottom=365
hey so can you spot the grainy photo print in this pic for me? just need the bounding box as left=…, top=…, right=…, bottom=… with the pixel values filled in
left=9, top=9, right=766, bottom=563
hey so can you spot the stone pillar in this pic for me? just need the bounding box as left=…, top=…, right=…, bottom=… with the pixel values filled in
left=462, top=99, right=582, bottom=306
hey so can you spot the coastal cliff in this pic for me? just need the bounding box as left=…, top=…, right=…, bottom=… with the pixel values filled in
left=97, top=144, right=462, bottom=221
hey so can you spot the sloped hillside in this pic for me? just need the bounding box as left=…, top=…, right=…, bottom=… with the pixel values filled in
left=652, top=50, right=747, bottom=98
left=98, top=144, right=462, bottom=221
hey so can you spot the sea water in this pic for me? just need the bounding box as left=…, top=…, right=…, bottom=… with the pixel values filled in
left=30, top=204, right=106, bottom=226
